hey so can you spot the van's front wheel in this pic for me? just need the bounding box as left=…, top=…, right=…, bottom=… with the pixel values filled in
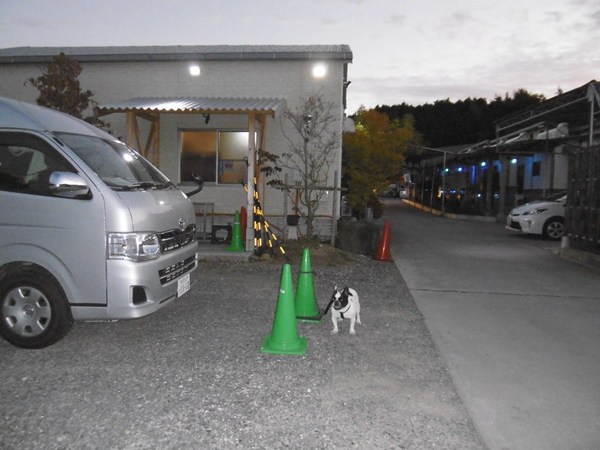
left=0, top=268, right=73, bottom=349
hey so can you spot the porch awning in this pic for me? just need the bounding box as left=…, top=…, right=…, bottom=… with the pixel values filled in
left=95, top=96, right=287, bottom=118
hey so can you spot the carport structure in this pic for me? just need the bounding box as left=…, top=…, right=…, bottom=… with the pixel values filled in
left=95, top=96, right=288, bottom=251
left=413, top=81, right=599, bottom=218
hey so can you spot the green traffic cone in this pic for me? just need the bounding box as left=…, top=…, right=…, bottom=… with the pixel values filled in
left=227, top=210, right=245, bottom=252
left=295, top=248, right=322, bottom=322
left=260, top=264, right=308, bottom=355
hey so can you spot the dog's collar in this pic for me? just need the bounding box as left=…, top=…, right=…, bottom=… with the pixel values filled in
left=335, top=303, right=352, bottom=315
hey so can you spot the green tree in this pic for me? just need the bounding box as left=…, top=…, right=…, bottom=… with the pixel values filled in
left=376, top=88, right=545, bottom=147
left=26, top=53, right=108, bottom=129
left=343, top=109, right=419, bottom=216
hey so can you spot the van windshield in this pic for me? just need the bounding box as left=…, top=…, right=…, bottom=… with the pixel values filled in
left=56, top=133, right=172, bottom=191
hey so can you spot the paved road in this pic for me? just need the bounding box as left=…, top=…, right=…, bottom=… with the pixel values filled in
left=384, top=199, right=600, bottom=450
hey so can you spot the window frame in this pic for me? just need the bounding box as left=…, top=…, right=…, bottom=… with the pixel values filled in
left=179, top=129, right=249, bottom=185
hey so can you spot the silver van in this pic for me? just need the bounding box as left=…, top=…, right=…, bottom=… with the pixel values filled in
left=0, top=98, right=199, bottom=348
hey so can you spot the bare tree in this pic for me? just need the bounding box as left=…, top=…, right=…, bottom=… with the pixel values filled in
left=279, top=94, right=340, bottom=238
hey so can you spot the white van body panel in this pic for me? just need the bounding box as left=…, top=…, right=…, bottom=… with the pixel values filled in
left=0, top=98, right=199, bottom=337
left=118, top=188, right=195, bottom=232
left=0, top=178, right=107, bottom=306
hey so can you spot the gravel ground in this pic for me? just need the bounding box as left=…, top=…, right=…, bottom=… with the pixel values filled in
left=0, top=243, right=486, bottom=449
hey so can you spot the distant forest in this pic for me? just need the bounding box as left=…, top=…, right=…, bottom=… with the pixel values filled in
left=375, top=88, right=547, bottom=148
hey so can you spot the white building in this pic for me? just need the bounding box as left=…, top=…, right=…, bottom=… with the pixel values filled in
left=0, top=45, right=353, bottom=248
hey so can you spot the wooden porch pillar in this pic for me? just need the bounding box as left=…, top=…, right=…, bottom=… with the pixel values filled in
left=126, top=111, right=137, bottom=149
left=125, top=111, right=161, bottom=167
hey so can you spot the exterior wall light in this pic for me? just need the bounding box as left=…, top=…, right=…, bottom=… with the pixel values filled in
left=511, top=158, right=518, bottom=164
left=312, top=63, right=327, bottom=78
left=480, top=161, right=487, bottom=167
left=189, top=64, right=201, bottom=76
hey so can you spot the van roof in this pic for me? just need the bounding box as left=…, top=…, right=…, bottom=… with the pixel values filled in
left=0, top=97, right=116, bottom=141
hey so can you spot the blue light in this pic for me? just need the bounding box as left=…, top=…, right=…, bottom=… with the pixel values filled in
left=457, top=167, right=464, bottom=172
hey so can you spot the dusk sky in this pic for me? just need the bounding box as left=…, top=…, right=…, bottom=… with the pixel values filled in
left=1, top=0, right=598, bottom=113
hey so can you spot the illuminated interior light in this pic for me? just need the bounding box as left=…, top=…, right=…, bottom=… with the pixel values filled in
left=511, top=158, right=518, bottom=164
left=480, top=162, right=487, bottom=167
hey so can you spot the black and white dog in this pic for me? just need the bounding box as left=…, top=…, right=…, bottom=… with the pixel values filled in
left=330, top=286, right=361, bottom=334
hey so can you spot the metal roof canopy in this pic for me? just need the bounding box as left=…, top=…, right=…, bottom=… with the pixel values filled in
left=95, top=96, right=287, bottom=119
left=495, top=80, right=600, bottom=139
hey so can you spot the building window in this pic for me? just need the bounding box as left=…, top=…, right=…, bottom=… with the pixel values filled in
left=532, top=160, right=541, bottom=177
left=180, top=130, right=248, bottom=184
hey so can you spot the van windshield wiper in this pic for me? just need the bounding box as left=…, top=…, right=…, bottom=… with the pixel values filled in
left=111, top=181, right=174, bottom=191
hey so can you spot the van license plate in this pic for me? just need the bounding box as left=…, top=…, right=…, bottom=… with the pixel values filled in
left=177, top=273, right=191, bottom=297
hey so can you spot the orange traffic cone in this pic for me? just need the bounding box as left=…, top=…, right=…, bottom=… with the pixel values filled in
left=375, top=220, right=392, bottom=261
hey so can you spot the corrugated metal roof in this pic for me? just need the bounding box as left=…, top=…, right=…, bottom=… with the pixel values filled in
left=95, top=97, right=288, bottom=118
left=0, top=45, right=353, bottom=64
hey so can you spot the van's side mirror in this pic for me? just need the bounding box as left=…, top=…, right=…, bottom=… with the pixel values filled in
left=49, top=172, right=92, bottom=199
left=185, top=173, right=204, bottom=198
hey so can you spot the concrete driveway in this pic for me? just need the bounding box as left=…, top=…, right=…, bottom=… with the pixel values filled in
left=385, top=199, right=600, bottom=450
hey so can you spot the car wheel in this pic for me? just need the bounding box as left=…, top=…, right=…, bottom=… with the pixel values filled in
left=0, top=268, right=73, bottom=349
left=543, top=217, right=564, bottom=240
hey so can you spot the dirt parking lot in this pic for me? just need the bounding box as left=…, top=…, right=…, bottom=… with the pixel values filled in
left=0, top=243, right=485, bottom=449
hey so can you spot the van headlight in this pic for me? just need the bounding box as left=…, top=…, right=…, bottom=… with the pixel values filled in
left=108, top=232, right=161, bottom=261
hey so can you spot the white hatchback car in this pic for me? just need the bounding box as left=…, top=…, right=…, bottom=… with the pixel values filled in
left=506, top=192, right=567, bottom=240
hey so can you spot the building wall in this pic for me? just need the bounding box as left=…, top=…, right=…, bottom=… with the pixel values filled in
left=0, top=55, right=347, bottom=235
